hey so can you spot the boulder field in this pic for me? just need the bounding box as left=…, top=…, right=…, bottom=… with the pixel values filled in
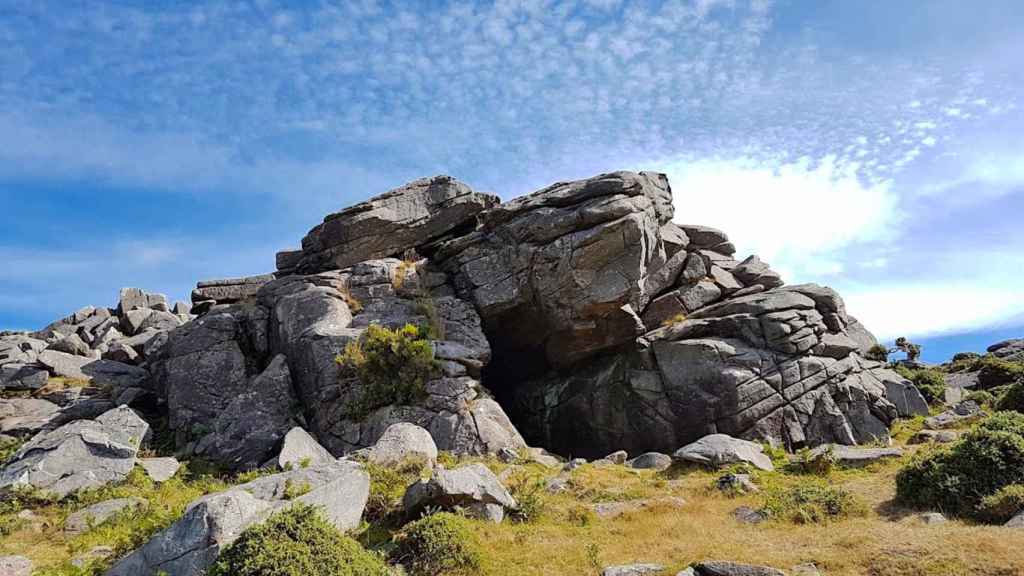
left=1, top=170, right=929, bottom=471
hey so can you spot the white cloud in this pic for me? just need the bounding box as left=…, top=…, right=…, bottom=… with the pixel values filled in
left=844, top=284, right=1024, bottom=341
left=654, top=155, right=901, bottom=281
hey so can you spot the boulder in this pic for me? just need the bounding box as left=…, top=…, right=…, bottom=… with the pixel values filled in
left=293, top=175, right=498, bottom=273
left=366, top=422, right=438, bottom=468
left=139, top=457, right=181, bottom=482
left=602, top=564, right=665, bottom=576
left=731, top=256, right=783, bottom=289
left=36, top=351, right=148, bottom=392
left=925, top=400, right=983, bottom=430
left=627, top=452, right=673, bottom=471
left=0, top=405, right=148, bottom=497
left=435, top=171, right=674, bottom=368
left=732, top=506, right=767, bottom=525
left=403, top=463, right=516, bottom=522
left=692, top=561, right=786, bottom=576
left=64, top=497, right=147, bottom=535
left=716, top=473, right=759, bottom=494
left=0, top=335, right=46, bottom=367
left=105, top=461, right=370, bottom=576
left=805, top=444, right=903, bottom=467
left=193, top=355, right=298, bottom=471
left=191, top=274, right=275, bottom=307
left=0, top=556, right=32, bottom=576
left=917, top=512, right=947, bottom=525
left=908, top=430, right=958, bottom=445
left=988, top=338, right=1024, bottom=361
left=0, top=363, right=48, bottom=391
left=277, top=426, right=335, bottom=470
left=1007, top=510, right=1024, bottom=528
left=0, top=398, right=61, bottom=437
left=47, top=333, right=91, bottom=357
left=673, top=434, right=774, bottom=472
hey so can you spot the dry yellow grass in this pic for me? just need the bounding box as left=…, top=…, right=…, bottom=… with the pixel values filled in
left=470, top=453, right=1024, bottom=576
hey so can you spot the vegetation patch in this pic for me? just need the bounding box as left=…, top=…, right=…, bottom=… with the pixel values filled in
left=336, top=323, right=438, bottom=419
left=895, top=411, right=1024, bottom=520
left=761, top=481, right=864, bottom=524
left=995, top=382, right=1024, bottom=413
left=393, top=512, right=482, bottom=576
left=893, top=365, right=947, bottom=405
left=364, top=458, right=429, bottom=523
left=977, top=483, right=1024, bottom=524
left=210, top=504, right=388, bottom=576
left=972, top=356, right=1024, bottom=389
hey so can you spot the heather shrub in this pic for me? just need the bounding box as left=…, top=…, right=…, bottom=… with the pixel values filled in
left=393, top=512, right=481, bottom=576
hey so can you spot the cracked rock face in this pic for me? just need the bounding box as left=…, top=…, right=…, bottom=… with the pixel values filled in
left=0, top=406, right=148, bottom=497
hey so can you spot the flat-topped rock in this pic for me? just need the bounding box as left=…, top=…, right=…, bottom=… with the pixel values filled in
left=191, top=274, right=276, bottom=305
left=65, top=497, right=147, bottom=535
left=674, top=434, right=774, bottom=471
left=293, top=175, right=498, bottom=274
left=806, top=444, right=903, bottom=467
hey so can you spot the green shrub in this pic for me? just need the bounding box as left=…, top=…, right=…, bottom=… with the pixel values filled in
left=978, top=484, right=1024, bottom=523
left=996, top=382, right=1024, bottom=413
left=507, top=475, right=548, bottom=523
left=911, top=370, right=947, bottom=405
left=974, top=356, right=1024, bottom=389
left=336, top=323, right=438, bottom=419
left=895, top=412, right=1024, bottom=519
left=761, top=482, right=863, bottom=524
left=393, top=512, right=481, bottom=576
left=964, top=390, right=996, bottom=407
left=364, top=459, right=428, bottom=523
left=209, top=504, right=388, bottom=576
left=0, top=436, right=24, bottom=465
left=865, top=344, right=890, bottom=362
left=892, top=366, right=947, bottom=405
left=788, top=446, right=834, bottom=476
left=952, top=352, right=981, bottom=363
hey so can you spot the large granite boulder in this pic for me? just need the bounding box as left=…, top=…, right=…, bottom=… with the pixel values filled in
left=105, top=461, right=370, bottom=576
left=0, top=405, right=148, bottom=497
left=288, top=175, right=498, bottom=274
left=402, top=463, right=516, bottom=522
left=192, top=355, right=298, bottom=471
left=433, top=171, right=676, bottom=368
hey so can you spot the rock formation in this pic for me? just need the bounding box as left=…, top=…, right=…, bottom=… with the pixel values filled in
left=1, top=170, right=929, bottom=476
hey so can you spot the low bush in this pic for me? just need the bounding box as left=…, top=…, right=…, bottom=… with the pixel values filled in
left=973, top=356, right=1024, bottom=389
left=978, top=484, right=1024, bottom=523
left=761, top=482, right=863, bottom=524
left=506, top=474, right=548, bottom=523
left=865, top=344, right=890, bottom=362
left=393, top=512, right=481, bottom=576
left=209, top=504, right=388, bottom=576
left=0, top=436, right=24, bottom=466
left=893, top=366, right=947, bottom=405
left=336, top=323, right=438, bottom=419
left=963, top=390, right=996, bottom=407
left=996, top=382, right=1024, bottom=414
left=788, top=446, right=834, bottom=476
left=364, top=459, right=429, bottom=523
left=896, top=412, right=1024, bottom=519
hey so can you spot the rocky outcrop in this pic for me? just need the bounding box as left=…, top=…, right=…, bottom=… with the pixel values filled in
left=988, top=338, right=1024, bottom=361
left=0, top=405, right=148, bottom=497
left=402, top=463, right=516, bottom=522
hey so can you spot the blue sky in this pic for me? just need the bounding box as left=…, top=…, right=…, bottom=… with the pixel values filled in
left=1, top=0, right=1022, bottom=362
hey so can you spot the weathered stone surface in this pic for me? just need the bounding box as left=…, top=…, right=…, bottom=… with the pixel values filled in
left=0, top=406, right=148, bottom=497
left=193, top=355, right=297, bottom=471
left=148, top=304, right=268, bottom=448
left=989, top=338, right=1024, bottom=361
left=732, top=505, right=767, bottom=524
left=1007, top=510, right=1024, bottom=528
left=918, top=512, right=947, bottom=525
left=908, top=429, right=958, bottom=445
left=674, top=434, right=774, bottom=471
left=628, top=452, right=673, bottom=470
left=0, top=363, right=48, bottom=391
left=602, top=564, right=665, bottom=576
left=732, top=256, right=783, bottom=289
left=367, top=422, right=438, bottom=468
left=0, top=556, right=32, bottom=576
left=435, top=171, right=674, bottom=368
left=295, top=175, right=497, bottom=274
left=805, top=444, right=902, bottom=467
left=106, top=461, right=369, bottom=576
left=65, top=497, right=147, bottom=535
left=47, top=333, right=91, bottom=357
left=191, top=274, right=275, bottom=307
left=139, top=457, right=181, bottom=482
left=0, top=398, right=61, bottom=436
left=0, top=335, right=46, bottom=367
left=36, top=351, right=148, bottom=392
left=693, top=561, right=786, bottom=576
left=717, top=473, right=759, bottom=494
left=925, top=400, right=983, bottom=430
left=277, top=426, right=334, bottom=470
left=403, top=463, right=516, bottom=521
